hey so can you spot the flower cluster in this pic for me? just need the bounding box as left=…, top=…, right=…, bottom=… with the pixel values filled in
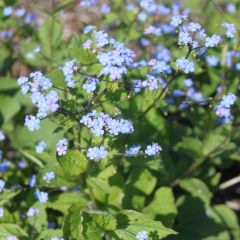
left=215, top=93, right=237, bottom=121
left=83, top=77, right=99, bottom=93
left=84, top=30, right=136, bottom=80
left=222, top=22, right=237, bottom=39
left=80, top=110, right=134, bottom=137
left=18, top=72, right=59, bottom=131
left=171, top=15, right=224, bottom=50
left=176, top=58, right=195, bottom=74
left=87, top=146, right=108, bottom=161
left=61, top=59, right=77, bottom=87
left=56, top=139, right=68, bottom=156
left=132, top=75, right=166, bottom=92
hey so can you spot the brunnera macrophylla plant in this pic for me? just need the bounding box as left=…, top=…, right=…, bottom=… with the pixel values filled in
left=0, top=1, right=240, bottom=240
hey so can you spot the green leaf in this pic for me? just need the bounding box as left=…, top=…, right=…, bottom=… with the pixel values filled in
left=47, top=192, right=87, bottom=213
left=82, top=211, right=117, bottom=239
left=69, top=48, right=96, bottom=64
left=0, top=189, right=21, bottom=205
left=38, top=16, right=63, bottom=58
left=169, top=196, right=230, bottom=240
left=114, top=210, right=176, bottom=240
left=0, top=94, right=21, bottom=123
left=144, top=187, right=177, bottom=227
left=123, top=168, right=157, bottom=209
left=179, top=178, right=212, bottom=204
left=19, top=149, right=44, bottom=168
left=63, top=206, right=83, bottom=240
left=0, top=224, right=28, bottom=238
left=214, top=205, right=240, bottom=240
left=0, top=77, right=18, bottom=91
left=58, top=150, right=88, bottom=176
left=37, top=229, right=63, bottom=240
left=27, top=202, right=47, bottom=232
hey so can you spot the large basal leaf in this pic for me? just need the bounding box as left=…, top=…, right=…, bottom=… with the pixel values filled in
left=57, top=150, right=88, bottom=176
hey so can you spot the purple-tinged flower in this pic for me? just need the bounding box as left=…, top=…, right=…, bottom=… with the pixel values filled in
left=222, top=22, right=237, bottom=39
left=56, top=138, right=68, bottom=156
left=145, top=143, right=162, bottom=156
left=215, top=106, right=231, bottom=118
left=7, top=236, right=18, bottom=240
left=83, top=39, right=93, bottom=49
left=144, top=25, right=162, bottom=36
